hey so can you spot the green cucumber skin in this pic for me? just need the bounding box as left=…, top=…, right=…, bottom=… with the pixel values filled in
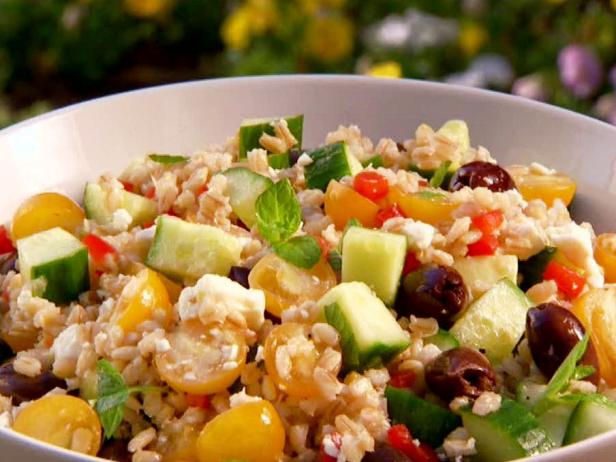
left=305, top=142, right=354, bottom=191
left=268, top=152, right=290, bottom=169
left=32, top=247, right=89, bottom=304
left=83, top=182, right=157, bottom=228
left=425, top=329, right=459, bottom=352
left=537, top=402, right=576, bottom=447
left=461, top=398, right=555, bottom=462
left=409, top=163, right=455, bottom=185
left=563, top=396, right=616, bottom=445
left=324, top=302, right=407, bottom=372
left=222, top=167, right=273, bottom=228
left=238, top=115, right=303, bottom=158
left=519, top=246, right=557, bottom=290
left=385, top=386, right=461, bottom=448
left=362, top=155, right=384, bottom=168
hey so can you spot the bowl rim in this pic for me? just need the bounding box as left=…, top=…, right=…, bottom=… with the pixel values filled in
left=1, top=74, right=616, bottom=462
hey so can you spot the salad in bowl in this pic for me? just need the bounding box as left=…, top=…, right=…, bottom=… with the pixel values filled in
left=0, top=113, right=615, bottom=462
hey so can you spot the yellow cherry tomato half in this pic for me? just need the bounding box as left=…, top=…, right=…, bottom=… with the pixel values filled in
left=196, top=400, right=285, bottom=462
left=161, top=424, right=200, bottom=462
left=111, top=268, right=174, bottom=332
left=248, top=253, right=337, bottom=317
left=595, top=233, right=616, bottom=283
left=264, top=322, right=341, bottom=398
left=388, top=187, right=456, bottom=225
left=324, top=180, right=380, bottom=229
left=156, top=320, right=247, bottom=395
left=12, top=395, right=101, bottom=455
left=507, top=165, right=576, bottom=207
left=11, top=192, right=85, bottom=241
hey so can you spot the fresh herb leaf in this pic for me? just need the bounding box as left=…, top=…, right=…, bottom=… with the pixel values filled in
left=328, top=249, right=342, bottom=272
left=149, top=153, right=189, bottom=164
left=255, top=179, right=302, bottom=245
left=572, top=364, right=596, bottom=381
left=534, top=333, right=590, bottom=415
left=362, top=155, right=384, bottom=168
left=429, top=161, right=452, bottom=188
left=416, top=191, right=447, bottom=200
left=95, top=359, right=160, bottom=439
left=274, top=235, right=321, bottom=269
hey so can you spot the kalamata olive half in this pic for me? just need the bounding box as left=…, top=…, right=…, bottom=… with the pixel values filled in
left=228, top=266, right=250, bottom=289
left=449, top=161, right=516, bottom=192
left=425, top=347, right=497, bottom=401
left=397, top=265, right=467, bottom=328
left=362, top=444, right=410, bottom=462
left=0, top=362, right=65, bottom=404
left=526, top=303, right=600, bottom=383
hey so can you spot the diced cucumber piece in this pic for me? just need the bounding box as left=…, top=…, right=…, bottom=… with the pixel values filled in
left=385, top=386, right=461, bottom=448
left=17, top=227, right=89, bottom=304
left=460, top=397, right=555, bottom=461
left=148, top=153, right=189, bottom=164
left=425, top=329, right=459, bottom=352
left=452, top=255, right=518, bottom=298
left=516, top=380, right=547, bottom=409
left=341, top=227, right=407, bottom=305
left=146, top=215, right=242, bottom=282
left=450, top=279, right=532, bottom=363
left=238, top=115, right=303, bottom=158
left=222, top=168, right=273, bottom=228
left=563, top=395, right=616, bottom=445
left=537, top=402, right=576, bottom=447
left=409, top=160, right=459, bottom=184
left=362, top=154, right=384, bottom=168
left=319, top=282, right=409, bottom=371
left=84, top=182, right=157, bottom=228
left=437, top=119, right=470, bottom=152
left=305, top=142, right=363, bottom=191
left=267, top=152, right=290, bottom=169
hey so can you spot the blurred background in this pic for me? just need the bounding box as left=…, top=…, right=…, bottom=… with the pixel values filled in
left=2, top=0, right=616, bottom=127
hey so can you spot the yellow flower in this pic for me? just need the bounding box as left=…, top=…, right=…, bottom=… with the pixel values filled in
left=248, top=0, right=278, bottom=34
left=365, top=61, right=402, bottom=79
left=299, top=0, right=346, bottom=14
left=304, top=16, right=354, bottom=63
left=123, top=0, right=173, bottom=18
left=459, top=22, right=487, bottom=57
left=221, top=0, right=277, bottom=51
left=612, top=0, right=616, bottom=10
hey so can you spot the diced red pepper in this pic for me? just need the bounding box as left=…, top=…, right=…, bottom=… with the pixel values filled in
left=2, top=288, right=9, bottom=305
left=389, top=371, right=416, bottom=389
left=195, top=183, right=209, bottom=197
left=120, top=180, right=134, bottom=193
left=0, top=226, right=15, bottom=255
left=467, top=234, right=499, bottom=257
left=388, top=425, right=439, bottom=462
left=317, top=236, right=331, bottom=260
left=543, top=261, right=585, bottom=299
left=145, top=185, right=156, bottom=199
left=354, top=171, right=389, bottom=201
left=185, top=393, right=210, bottom=409
left=472, top=210, right=504, bottom=235
left=376, top=203, right=405, bottom=227
left=403, top=251, right=421, bottom=276
left=83, top=234, right=117, bottom=263
left=318, top=433, right=342, bottom=462
left=318, top=450, right=337, bottom=462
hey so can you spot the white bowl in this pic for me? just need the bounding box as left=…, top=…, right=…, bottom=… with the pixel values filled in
left=1, top=75, right=616, bottom=461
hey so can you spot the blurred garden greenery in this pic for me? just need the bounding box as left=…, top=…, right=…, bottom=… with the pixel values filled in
left=2, top=0, right=616, bottom=126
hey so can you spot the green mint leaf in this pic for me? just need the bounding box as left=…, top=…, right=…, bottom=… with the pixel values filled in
left=534, top=333, right=590, bottom=415
left=362, top=155, right=384, bottom=168
left=255, top=179, right=302, bottom=245
left=572, top=364, right=596, bottom=381
left=149, top=153, right=189, bottom=164
left=328, top=249, right=342, bottom=272
left=429, top=161, right=452, bottom=188
left=97, top=359, right=126, bottom=396
left=274, top=235, right=322, bottom=269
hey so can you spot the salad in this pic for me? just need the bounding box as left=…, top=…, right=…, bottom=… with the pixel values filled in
left=1, top=115, right=616, bottom=462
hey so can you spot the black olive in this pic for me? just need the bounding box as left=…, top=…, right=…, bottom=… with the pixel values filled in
left=288, top=148, right=305, bottom=166
left=449, top=161, right=516, bottom=192
left=362, top=443, right=411, bottom=462
left=228, top=266, right=250, bottom=289
left=97, top=439, right=131, bottom=462
left=0, top=339, right=12, bottom=364
left=526, top=303, right=600, bottom=383
left=396, top=265, right=467, bottom=328
left=425, top=347, right=497, bottom=401
left=0, top=362, right=65, bottom=404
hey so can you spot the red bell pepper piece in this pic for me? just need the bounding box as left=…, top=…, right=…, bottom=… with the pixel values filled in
left=83, top=234, right=117, bottom=263
left=467, top=234, right=499, bottom=256
left=388, top=425, right=439, bottom=462
left=0, top=226, right=15, bottom=255
left=403, top=252, right=421, bottom=276
left=543, top=261, right=585, bottom=299
left=472, top=210, right=504, bottom=235
left=389, top=371, right=416, bottom=389
left=376, top=203, right=405, bottom=227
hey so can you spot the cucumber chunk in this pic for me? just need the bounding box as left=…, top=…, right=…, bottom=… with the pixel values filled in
left=267, top=152, right=290, bottom=169
left=450, top=279, right=532, bottom=363
left=341, top=227, right=407, bottom=305
left=452, top=255, right=518, bottom=298
left=425, top=329, right=459, bottom=352
left=385, top=386, right=461, bottom=448
left=239, top=115, right=303, bottom=158
left=305, top=142, right=362, bottom=191
left=437, top=119, right=470, bottom=152
left=460, top=397, right=555, bottom=461
left=516, top=380, right=547, bottom=409
left=146, top=215, right=242, bottom=282
left=563, top=395, right=616, bottom=445
left=222, top=168, right=273, bottom=228
left=319, top=282, right=409, bottom=371
left=537, top=402, right=576, bottom=447
left=17, top=227, right=89, bottom=304
left=84, top=182, right=157, bottom=228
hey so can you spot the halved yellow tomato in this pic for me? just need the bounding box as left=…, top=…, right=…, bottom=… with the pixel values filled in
left=111, top=268, right=174, bottom=332
left=595, top=233, right=616, bottom=283
left=11, top=192, right=85, bottom=241
left=12, top=395, right=101, bottom=455
left=507, top=165, right=576, bottom=207
left=196, top=401, right=285, bottom=462
left=161, top=424, right=200, bottom=462
left=324, top=180, right=380, bottom=229
left=248, top=253, right=336, bottom=317
left=155, top=320, right=247, bottom=394
left=388, top=187, right=456, bottom=225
